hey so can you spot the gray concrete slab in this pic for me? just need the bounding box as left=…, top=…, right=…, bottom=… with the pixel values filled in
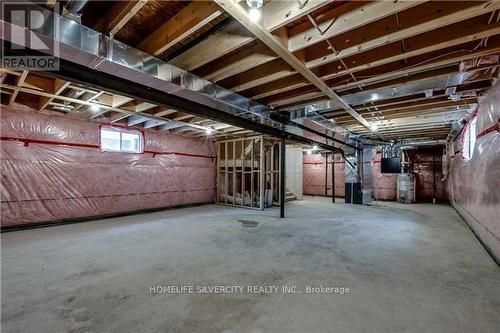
left=2, top=197, right=500, bottom=333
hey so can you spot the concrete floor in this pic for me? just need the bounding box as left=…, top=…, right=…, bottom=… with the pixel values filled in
left=2, top=197, right=500, bottom=333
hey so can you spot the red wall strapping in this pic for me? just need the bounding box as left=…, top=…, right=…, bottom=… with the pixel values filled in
left=0, top=105, right=216, bottom=227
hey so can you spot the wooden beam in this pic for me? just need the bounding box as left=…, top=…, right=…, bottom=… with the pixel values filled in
left=95, top=0, right=148, bottom=36
left=324, top=79, right=492, bottom=117
left=288, top=1, right=424, bottom=52
left=67, top=90, right=105, bottom=115
left=317, top=21, right=500, bottom=81
left=337, top=100, right=477, bottom=124
left=215, top=0, right=371, bottom=128
left=153, top=109, right=177, bottom=117
left=8, top=70, right=28, bottom=106
left=199, top=1, right=419, bottom=88
left=138, top=1, right=223, bottom=57
left=265, top=40, right=500, bottom=108
left=0, top=84, right=167, bottom=124
left=219, top=2, right=498, bottom=95
left=262, top=0, right=334, bottom=31
left=220, top=58, right=294, bottom=91
left=196, top=43, right=277, bottom=82
left=169, top=21, right=254, bottom=71
left=39, top=78, right=71, bottom=111
left=273, top=67, right=492, bottom=111
left=245, top=17, right=500, bottom=101
left=305, top=1, right=499, bottom=69
left=170, top=0, right=332, bottom=70
left=91, top=98, right=152, bottom=119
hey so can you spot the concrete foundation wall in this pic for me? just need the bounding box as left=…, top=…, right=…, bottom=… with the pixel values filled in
left=1, top=104, right=216, bottom=227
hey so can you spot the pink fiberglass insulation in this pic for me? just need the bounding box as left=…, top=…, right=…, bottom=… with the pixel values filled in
left=372, top=153, right=397, bottom=200
left=447, top=80, right=500, bottom=261
left=407, top=148, right=447, bottom=202
left=304, top=152, right=397, bottom=199
left=303, top=153, right=345, bottom=197
left=304, top=151, right=445, bottom=202
left=303, top=153, right=328, bottom=196
left=1, top=104, right=216, bottom=227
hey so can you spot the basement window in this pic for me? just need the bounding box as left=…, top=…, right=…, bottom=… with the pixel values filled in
left=462, top=117, right=477, bottom=160
left=100, top=126, right=143, bottom=153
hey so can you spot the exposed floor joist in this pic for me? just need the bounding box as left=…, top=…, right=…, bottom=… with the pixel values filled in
left=214, top=0, right=372, bottom=129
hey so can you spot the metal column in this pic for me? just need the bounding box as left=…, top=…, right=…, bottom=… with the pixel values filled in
left=433, top=150, right=436, bottom=204
left=331, top=153, right=335, bottom=203
left=279, top=138, right=286, bottom=218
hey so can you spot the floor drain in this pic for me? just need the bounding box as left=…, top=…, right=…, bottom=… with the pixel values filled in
left=238, top=220, right=259, bottom=228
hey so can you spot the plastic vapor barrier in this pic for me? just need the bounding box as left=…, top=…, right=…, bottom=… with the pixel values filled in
left=372, top=153, right=397, bottom=201
left=304, top=150, right=446, bottom=202
left=447, top=79, right=500, bottom=261
left=1, top=105, right=216, bottom=228
left=303, top=153, right=345, bottom=197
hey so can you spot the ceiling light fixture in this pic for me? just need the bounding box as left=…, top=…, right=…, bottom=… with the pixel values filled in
left=90, top=104, right=100, bottom=112
left=248, top=7, right=261, bottom=22
left=312, top=144, right=318, bottom=151
left=205, top=126, right=214, bottom=135
left=247, top=0, right=263, bottom=22
left=370, top=124, right=378, bottom=132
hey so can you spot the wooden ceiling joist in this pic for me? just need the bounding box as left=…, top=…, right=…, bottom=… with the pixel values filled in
left=169, top=0, right=332, bottom=71
left=269, top=41, right=500, bottom=109
left=8, top=70, right=28, bottom=106
left=94, top=0, right=148, bottom=36
left=196, top=43, right=277, bottom=82
left=205, top=1, right=429, bottom=91
left=250, top=21, right=500, bottom=103
left=304, top=1, right=499, bottom=69
left=38, top=79, right=71, bottom=111
left=288, top=1, right=425, bottom=53
left=323, top=79, right=492, bottom=117
left=215, top=0, right=372, bottom=128
left=138, top=1, right=224, bottom=57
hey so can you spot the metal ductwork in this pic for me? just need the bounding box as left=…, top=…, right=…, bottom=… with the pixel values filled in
left=398, top=139, right=446, bottom=150
left=1, top=4, right=353, bottom=153
left=62, top=0, right=88, bottom=22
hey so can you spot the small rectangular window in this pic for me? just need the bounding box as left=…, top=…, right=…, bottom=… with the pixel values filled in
left=462, top=117, right=477, bottom=160
left=100, top=126, right=143, bottom=153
